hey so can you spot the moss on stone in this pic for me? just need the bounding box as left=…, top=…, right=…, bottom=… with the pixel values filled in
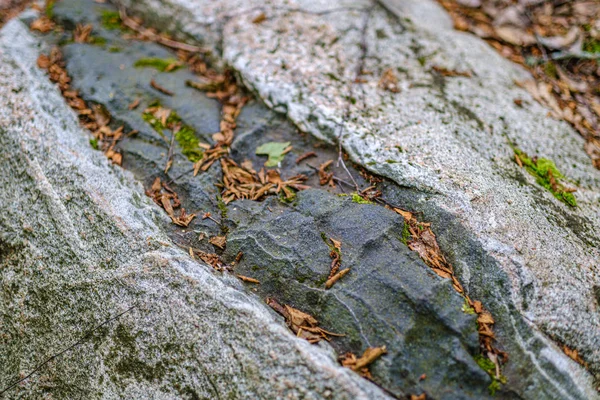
left=142, top=104, right=204, bottom=162
left=45, top=0, right=55, bottom=18
left=351, top=193, right=373, bottom=204
left=89, top=138, right=99, bottom=150
left=134, top=57, right=182, bottom=72
left=474, top=354, right=507, bottom=395
left=513, top=148, right=577, bottom=207
left=217, top=195, right=228, bottom=219
left=175, top=126, right=203, bottom=162
left=401, top=222, right=410, bottom=245
left=461, top=298, right=475, bottom=314
left=100, top=10, right=123, bottom=30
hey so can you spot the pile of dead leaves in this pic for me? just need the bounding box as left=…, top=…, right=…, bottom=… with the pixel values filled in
left=325, top=237, right=350, bottom=289
left=266, top=297, right=344, bottom=344
left=37, top=47, right=124, bottom=165
left=217, top=158, right=309, bottom=204
left=391, top=206, right=505, bottom=376
left=146, top=177, right=196, bottom=227
left=438, top=0, right=600, bottom=168
left=339, top=346, right=387, bottom=379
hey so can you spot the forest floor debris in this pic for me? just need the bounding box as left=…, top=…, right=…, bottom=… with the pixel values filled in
left=438, top=0, right=600, bottom=168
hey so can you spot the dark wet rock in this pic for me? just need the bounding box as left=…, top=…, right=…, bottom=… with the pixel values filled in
left=224, top=190, right=493, bottom=398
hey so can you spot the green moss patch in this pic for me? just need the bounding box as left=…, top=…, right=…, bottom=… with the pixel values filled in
left=351, top=193, right=373, bottom=204
left=134, top=57, right=182, bottom=72
left=474, top=354, right=506, bottom=395
left=100, top=10, right=123, bottom=30
left=513, top=148, right=577, bottom=207
left=45, top=1, right=55, bottom=18
left=142, top=104, right=204, bottom=162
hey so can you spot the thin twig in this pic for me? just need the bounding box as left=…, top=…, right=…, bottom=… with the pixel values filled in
left=165, top=128, right=177, bottom=173
left=0, top=305, right=137, bottom=395
left=306, top=164, right=354, bottom=188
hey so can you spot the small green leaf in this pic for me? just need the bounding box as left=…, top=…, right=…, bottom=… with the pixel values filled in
left=255, top=141, right=291, bottom=167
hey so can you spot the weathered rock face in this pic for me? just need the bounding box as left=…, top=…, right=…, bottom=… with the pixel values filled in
left=26, top=2, right=495, bottom=398
left=111, top=0, right=600, bottom=398
left=2, top=0, right=599, bottom=398
left=0, top=19, right=392, bottom=399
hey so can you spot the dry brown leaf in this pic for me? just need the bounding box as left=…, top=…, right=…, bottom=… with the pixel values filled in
left=296, top=151, right=317, bottom=164
left=432, top=65, right=472, bottom=77
left=252, top=12, right=267, bottom=24
left=266, top=297, right=343, bottom=344
left=128, top=98, right=141, bottom=110
left=378, top=68, right=400, bottom=93
left=325, top=268, right=350, bottom=289
left=73, top=24, right=93, bottom=43
left=209, top=235, right=227, bottom=249
left=237, top=275, right=260, bottom=284
left=30, top=16, right=55, bottom=33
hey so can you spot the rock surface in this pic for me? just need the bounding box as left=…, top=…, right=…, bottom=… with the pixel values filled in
left=0, top=19, right=391, bottom=399
left=111, top=0, right=600, bottom=398
left=33, top=2, right=496, bottom=398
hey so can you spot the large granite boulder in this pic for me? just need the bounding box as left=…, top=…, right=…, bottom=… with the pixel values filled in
left=0, top=19, right=389, bottom=399
left=111, top=0, right=600, bottom=398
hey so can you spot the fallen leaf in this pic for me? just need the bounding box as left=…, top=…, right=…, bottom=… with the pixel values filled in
left=128, top=98, right=141, bottom=110
left=295, top=151, right=317, bottom=164
left=325, top=268, right=350, bottom=289
left=30, top=16, right=55, bottom=33
left=256, top=141, right=292, bottom=167
left=237, top=275, right=260, bottom=284
left=252, top=12, right=267, bottom=24
left=378, top=68, right=400, bottom=93
left=266, top=297, right=343, bottom=343
left=209, top=235, right=227, bottom=249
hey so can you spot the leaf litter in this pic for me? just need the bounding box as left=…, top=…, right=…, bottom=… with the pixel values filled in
left=438, top=0, right=600, bottom=169
left=266, top=297, right=345, bottom=344
left=31, top=3, right=508, bottom=390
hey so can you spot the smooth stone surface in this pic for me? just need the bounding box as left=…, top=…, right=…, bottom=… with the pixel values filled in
left=0, top=19, right=391, bottom=400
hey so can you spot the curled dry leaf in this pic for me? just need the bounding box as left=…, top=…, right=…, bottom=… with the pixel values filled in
left=432, top=65, right=472, bottom=77
left=563, top=345, right=588, bottom=368
left=30, top=16, right=55, bottom=33
left=378, top=68, right=400, bottom=93
left=318, top=160, right=335, bottom=186
left=209, top=235, right=227, bottom=249
left=73, top=24, right=93, bottom=43
left=236, top=274, right=259, bottom=284
left=295, top=151, right=317, bottom=164
left=146, top=177, right=196, bottom=227
left=266, top=297, right=344, bottom=343
left=340, top=346, right=387, bottom=379
left=150, top=79, right=174, bottom=96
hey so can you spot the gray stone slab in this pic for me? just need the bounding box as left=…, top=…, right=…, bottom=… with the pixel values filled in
left=0, top=19, right=389, bottom=400
left=112, top=0, right=600, bottom=398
